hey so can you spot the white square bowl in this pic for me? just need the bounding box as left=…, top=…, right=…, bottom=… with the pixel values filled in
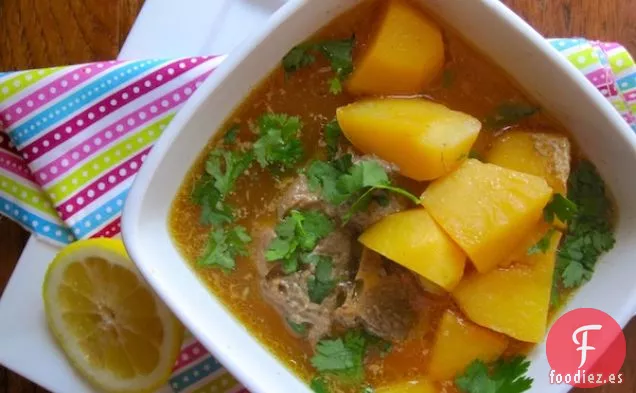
left=122, top=1, right=636, bottom=392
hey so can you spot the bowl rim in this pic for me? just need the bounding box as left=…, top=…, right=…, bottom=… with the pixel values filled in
left=122, top=1, right=636, bottom=392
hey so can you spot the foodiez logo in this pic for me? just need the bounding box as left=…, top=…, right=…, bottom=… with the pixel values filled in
left=546, top=308, right=626, bottom=388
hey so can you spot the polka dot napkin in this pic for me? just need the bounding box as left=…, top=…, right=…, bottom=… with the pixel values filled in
left=0, top=40, right=634, bottom=393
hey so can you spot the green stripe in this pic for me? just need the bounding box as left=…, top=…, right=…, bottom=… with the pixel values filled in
left=47, top=114, right=173, bottom=202
left=191, top=372, right=239, bottom=393
left=0, top=67, right=64, bottom=101
left=566, top=47, right=597, bottom=70
left=0, top=174, right=58, bottom=216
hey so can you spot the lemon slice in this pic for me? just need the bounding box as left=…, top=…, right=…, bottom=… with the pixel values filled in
left=43, top=238, right=183, bottom=393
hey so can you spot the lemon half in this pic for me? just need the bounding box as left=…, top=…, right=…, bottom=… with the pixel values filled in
left=43, top=238, right=183, bottom=393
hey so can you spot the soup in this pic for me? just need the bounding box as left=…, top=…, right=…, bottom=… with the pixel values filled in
left=169, top=0, right=616, bottom=392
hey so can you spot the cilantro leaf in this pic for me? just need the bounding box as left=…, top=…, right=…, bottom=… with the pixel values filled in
left=456, top=357, right=533, bottom=393
left=311, top=330, right=367, bottom=380
left=306, top=160, right=350, bottom=205
left=556, top=161, right=615, bottom=289
left=484, top=103, right=539, bottom=129
left=266, top=210, right=334, bottom=274
left=282, top=37, right=355, bottom=95
left=544, top=193, right=578, bottom=224
left=198, top=226, right=251, bottom=270
left=307, top=258, right=336, bottom=304
left=306, top=158, right=419, bottom=222
left=192, top=148, right=252, bottom=226
left=205, top=149, right=253, bottom=197
left=527, top=228, right=556, bottom=255
left=324, top=119, right=343, bottom=160
left=282, top=44, right=316, bottom=73
left=254, top=113, right=304, bottom=171
left=223, top=124, right=240, bottom=145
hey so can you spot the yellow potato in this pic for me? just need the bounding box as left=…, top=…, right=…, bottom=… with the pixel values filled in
left=347, top=0, right=444, bottom=95
left=421, top=159, right=553, bottom=273
left=375, top=378, right=437, bottom=393
left=337, top=98, right=481, bottom=181
left=452, top=230, right=561, bottom=343
left=428, top=310, right=508, bottom=381
left=359, top=209, right=466, bottom=291
left=486, top=131, right=571, bottom=195
left=486, top=131, right=571, bottom=229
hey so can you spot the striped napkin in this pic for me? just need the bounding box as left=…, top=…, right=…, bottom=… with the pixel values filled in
left=0, top=39, right=634, bottom=393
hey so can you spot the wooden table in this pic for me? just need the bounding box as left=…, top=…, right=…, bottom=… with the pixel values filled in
left=0, top=0, right=635, bottom=392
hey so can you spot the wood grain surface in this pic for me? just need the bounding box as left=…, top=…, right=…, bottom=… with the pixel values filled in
left=0, top=0, right=635, bottom=392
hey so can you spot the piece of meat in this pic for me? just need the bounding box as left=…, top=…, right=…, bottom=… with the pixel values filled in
left=262, top=268, right=339, bottom=344
left=334, top=249, right=419, bottom=342
left=277, top=175, right=336, bottom=218
left=312, top=228, right=358, bottom=279
left=260, top=227, right=356, bottom=344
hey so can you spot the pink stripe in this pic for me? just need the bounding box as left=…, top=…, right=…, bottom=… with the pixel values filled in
left=35, top=71, right=212, bottom=183
left=90, top=216, right=121, bottom=239
left=56, top=148, right=150, bottom=220
left=3, top=63, right=118, bottom=127
left=626, top=91, right=636, bottom=102
left=0, top=149, right=34, bottom=179
left=23, top=56, right=213, bottom=163
left=584, top=68, right=610, bottom=87
left=172, top=341, right=209, bottom=371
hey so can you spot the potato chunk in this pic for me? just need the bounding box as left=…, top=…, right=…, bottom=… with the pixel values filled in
left=486, top=131, right=571, bottom=194
left=359, top=209, right=466, bottom=291
left=452, top=229, right=561, bottom=343
left=486, top=131, right=571, bottom=229
left=428, top=310, right=508, bottom=381
left=421, top=159, right=553, bottom=273
left=347, top=0, right=444, bottom=95
left=337, top=99, right=481, bottom=181
left=375, top=378, right=437, bottom=393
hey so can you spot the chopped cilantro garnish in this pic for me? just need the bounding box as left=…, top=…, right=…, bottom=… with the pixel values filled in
left=484, top=102, right=539, bottom=129
left=205, top=149, right=253, bottom=197
left=556, top=161, right=615, bottom=289
left=527, top=228, right=557, bottom=255
left=282, top=37, right=355, bottom=94
left=287, top=319, right=309, bottom=336
left=311, top=331, right=368, bottom=380
left=283, top=44, right=316, bottom=73
left=456, top=357, right=533, bottom=393
left=306, top=158, right=419, bottom=221
left=197, top=226, right=251, bottom=270
left=266, top=210, right=334, bottom=274
left=253, top=113, right=304, bottom=171
left=223, top=124, right=240, bottom=145
left=544, top=193, right=578, bottom=224
left=324, top=119, right=343, bottom=160
left=192, top=148, right=252, bottom=226
left=307, top=258, right=336, bottom=304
